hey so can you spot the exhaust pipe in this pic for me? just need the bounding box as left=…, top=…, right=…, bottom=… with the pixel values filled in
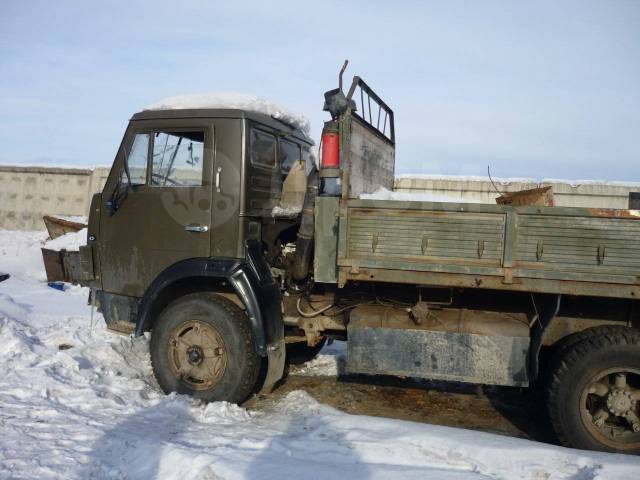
left=291, top=169, right=318, bottom=282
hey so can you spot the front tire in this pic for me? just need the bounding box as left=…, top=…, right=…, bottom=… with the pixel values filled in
left=150, top=293, right=261, bottom=404
left=547, top=327, right=640, bottom=453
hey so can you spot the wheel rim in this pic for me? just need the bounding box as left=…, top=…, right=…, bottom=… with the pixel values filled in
left=168, top=320, right=227, bottom=390
left=580, top=367, right=640, bottom=450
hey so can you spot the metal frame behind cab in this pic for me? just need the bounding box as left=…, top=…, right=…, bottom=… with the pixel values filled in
left=346, top=76, right=395, bottom=144
left=347, top=76, right=396, bottom=144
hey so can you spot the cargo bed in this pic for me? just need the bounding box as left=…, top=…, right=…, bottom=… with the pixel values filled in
left=333, top=199, right=640, bottom=299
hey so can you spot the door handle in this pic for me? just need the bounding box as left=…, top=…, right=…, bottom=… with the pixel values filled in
left=184, top=224, right=209, bottom=233
left=215, top=166, right=222, bottom=193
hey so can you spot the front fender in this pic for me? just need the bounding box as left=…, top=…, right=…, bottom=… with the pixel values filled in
left=135, top=240, right=283, bottom=358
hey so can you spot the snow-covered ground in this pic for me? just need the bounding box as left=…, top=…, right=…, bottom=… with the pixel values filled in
left=1, top=230, right=640, bottom=479
left=44, top=228, right=88, bottom=252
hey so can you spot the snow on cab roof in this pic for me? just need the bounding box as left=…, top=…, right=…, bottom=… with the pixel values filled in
left=144, top=92, right=311, bottom=135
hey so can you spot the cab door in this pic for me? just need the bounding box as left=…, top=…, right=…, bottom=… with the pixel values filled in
left=98, top=119, right=214, bottom=297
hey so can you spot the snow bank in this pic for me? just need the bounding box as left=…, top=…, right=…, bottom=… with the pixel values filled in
left=1, top=229, right=640, bottom=478
left=271, top=204, right=303, bottom=217
left=0, top=162, right=110, bottom=170
left=397, top=174, right=640, bottom=189
left=44, top=228, right=87, bottom=252
left=541, top=178, right=640, bottom=188
left=361, top=187, right=483, bottom=204
left=0, top=230, right=48, bottom=282
left=293, top=340, right=346, bottom=377
left=396, top=173, right=537, bottom=185
left=146, top=92, right=311, bottom=135
left=53, top=215, right=87, bottom=224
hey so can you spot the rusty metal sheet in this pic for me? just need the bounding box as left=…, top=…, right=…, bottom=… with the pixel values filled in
left=42, top=215, right=86, bottom=240
left=41, top=248, right=83, bottom=283
left=41, top=248, right=66, bottom=282
left=347, top=320, right=529, bottom=387
left=496, top=186, right=554, bottom=206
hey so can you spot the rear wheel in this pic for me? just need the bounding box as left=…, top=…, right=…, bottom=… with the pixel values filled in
left=150, top=292, right=261, bottom=403
left=548, top=327, right=640, bottom=453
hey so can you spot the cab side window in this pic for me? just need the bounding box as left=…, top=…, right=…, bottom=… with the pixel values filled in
left=279, top=138, right=301, bottom=173
left=150, top=131, right=204, bottom=186
left=122, top=133, right=150, bottom=185
left=250, top=129, right=277, bottom=168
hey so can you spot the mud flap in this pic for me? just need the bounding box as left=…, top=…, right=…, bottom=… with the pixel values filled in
left=261, top=338, right=286, bottom=394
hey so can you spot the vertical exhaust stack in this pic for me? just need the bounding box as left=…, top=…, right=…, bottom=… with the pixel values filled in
left=292, top=61, right=353, bottom=283
left=320, top=60, right=355, bottom=197
left=291, top=168, right=318, bottom=282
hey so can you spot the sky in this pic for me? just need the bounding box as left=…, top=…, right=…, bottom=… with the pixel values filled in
left=1, top=0, right=638, bottom=181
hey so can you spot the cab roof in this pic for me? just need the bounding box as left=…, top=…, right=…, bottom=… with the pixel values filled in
left=130, top=108, right=314, bottom=145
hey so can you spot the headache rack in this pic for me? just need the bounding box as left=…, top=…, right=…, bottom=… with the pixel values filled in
left=346, top=76, right=395, bottom=144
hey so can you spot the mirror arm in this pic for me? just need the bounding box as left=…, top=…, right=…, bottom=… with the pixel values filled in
left=108, top=139, right=136, bottom=216
left=107, top=188, right=118, bottom=216
left=122, top=142, right=133, bottom=187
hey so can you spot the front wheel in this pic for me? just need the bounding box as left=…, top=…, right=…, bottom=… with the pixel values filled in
left=548, top=327, right=640, bottom=453
left=150, top=292, right=261, bottom=404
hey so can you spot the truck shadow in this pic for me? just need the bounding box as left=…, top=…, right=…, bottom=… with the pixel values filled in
left=78, top=400, right=191, bottom=479
left=334, top=373, right=557, bottom=445
left=483, top=384, right=557, bottom=445
left=79, top=394, right=371, bottom=480
left=243, top=408, right=371, bottom=480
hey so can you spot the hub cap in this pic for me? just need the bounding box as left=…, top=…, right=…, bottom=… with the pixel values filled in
left=168, top=320, right=227, bottom=390
left=581, top=369, right=640, bottom=449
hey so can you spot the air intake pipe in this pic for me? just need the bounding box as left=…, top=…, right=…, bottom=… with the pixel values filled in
left=291, top=169, right=318, bottom=282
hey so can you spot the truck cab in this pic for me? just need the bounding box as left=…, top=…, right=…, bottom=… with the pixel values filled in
left=83, top=106, right=314, bottom=401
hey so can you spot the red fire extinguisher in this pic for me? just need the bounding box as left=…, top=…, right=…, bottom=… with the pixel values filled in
left=320, top=121, right=341, bottom=196
left=321, top=121, right=339, bottom=169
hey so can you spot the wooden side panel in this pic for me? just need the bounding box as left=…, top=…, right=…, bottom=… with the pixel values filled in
left=346, top=207, right=506, bottom=268
left=339, top=199, right=640, bottom=296
left=515, top=214, right=640, bottom=282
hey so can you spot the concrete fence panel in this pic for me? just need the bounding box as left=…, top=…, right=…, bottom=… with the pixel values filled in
left=0, top=166, right=638, bottom=231
left=0, top=166, right=109, bottom=230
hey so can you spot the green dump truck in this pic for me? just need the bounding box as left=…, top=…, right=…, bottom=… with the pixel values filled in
left=78, top=66, right=640, bottom=454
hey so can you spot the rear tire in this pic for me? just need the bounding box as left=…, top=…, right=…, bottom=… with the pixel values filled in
left=150, top=292, right=261, bottom=404
left=547, top=327, right=640, bottom=453
left=547, top=325, right=631, bottom=379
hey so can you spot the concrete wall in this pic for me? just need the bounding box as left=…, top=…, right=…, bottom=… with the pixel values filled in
left=1, top=166, right=638, bottom=231
left=0, top=166, right=109, bottom=230
left=394, top=175, right=639, bottom=209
